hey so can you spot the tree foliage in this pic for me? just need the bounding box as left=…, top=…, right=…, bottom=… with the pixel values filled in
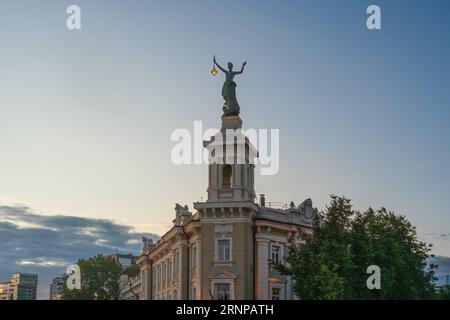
left=436, top=285, right=450, bottom=299
left=61, top=254, right=123, bottom=300
left=122, top=264, right=140, bottom=278
left=277, top=195, right=438, bottom=299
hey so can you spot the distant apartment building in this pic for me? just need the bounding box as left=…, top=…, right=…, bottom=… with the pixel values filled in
left=8, top=273, right=38, bottom=300
left=108, top=253, right=136, bottom=268
left=50, top=277, right=64, bottom=300
left=0, top=282, right=10, bottom=300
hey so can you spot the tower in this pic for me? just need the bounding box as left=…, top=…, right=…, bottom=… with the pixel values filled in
left=204, top=115, right=257, bottom=203
left=194, top=113, right=258, bottom=300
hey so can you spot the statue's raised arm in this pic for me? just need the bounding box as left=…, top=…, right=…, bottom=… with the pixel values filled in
left=213, top=55, right=227, bottom=73
left=233, top=61, right=247, bottom=75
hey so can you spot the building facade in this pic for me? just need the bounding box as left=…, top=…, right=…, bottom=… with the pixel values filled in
left=0, top=282, right=10, bottom=300
left=8, top=273, right=38, bottom=300
left=137, top=113, right=317, bottom=300
left=119, top=274, right=142, bottom=300
left=50, top=277, right=64, bottom=300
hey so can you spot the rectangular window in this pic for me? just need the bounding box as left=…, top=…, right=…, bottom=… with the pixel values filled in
left=214, top=283, right=231, bottom=300
left=271, top=288, right=280, bottom=300
left=217, top=239, right=231, bottom=261
left=271, top=244, right=281, bottom=264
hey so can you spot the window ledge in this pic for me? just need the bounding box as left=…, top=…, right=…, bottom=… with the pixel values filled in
left=213, top=261, right=235, bottom=267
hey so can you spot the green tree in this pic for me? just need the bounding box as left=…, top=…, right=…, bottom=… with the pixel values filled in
left=277, top=195, right=437, bottom=299
left=122, top=264, right=140, bottom=278
left=436, top=285, right=450, bottom=299
left=61, top=254, right=123, bottom=300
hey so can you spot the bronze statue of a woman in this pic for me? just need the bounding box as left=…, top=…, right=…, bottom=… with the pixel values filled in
left=213, top=55, right=246, bottom=116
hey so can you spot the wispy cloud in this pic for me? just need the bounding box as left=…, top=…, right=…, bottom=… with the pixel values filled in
left=16, top=258, right=69, bottom=268
left=436, top=233, right=450, bottom=240
left=0, top=205, right=159, bottom=299
left=422, top=233, right=450, bottom=258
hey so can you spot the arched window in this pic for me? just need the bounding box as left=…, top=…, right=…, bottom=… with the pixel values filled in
left=222, top=165, right=232, bottom=188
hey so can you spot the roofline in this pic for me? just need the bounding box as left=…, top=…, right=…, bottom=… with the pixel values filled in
left=253, top=216, right=314, bottom=229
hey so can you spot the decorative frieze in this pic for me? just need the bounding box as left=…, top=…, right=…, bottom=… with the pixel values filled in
left=215, top=223, right=233, bottom=233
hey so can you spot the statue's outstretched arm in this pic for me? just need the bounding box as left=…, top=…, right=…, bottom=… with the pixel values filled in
left=213, top=56, right=227, bottom=73
left=234, top=61, right=247, bottom=75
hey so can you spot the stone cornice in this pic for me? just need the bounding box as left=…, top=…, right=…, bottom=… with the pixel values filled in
left=194, top=201, right=258, bottom=211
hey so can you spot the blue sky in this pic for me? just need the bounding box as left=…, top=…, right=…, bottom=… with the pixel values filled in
left=1, top=0, right=450, bottom=297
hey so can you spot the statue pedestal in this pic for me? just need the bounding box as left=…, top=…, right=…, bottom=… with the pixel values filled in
left=221, top=115, right=243, bottom=130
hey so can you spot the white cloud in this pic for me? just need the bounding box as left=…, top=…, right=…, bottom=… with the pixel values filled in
left=17, top=258, right=69, bottom=268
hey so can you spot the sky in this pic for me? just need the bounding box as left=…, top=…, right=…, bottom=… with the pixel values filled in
left=1, top=0, right=450, bottom=298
